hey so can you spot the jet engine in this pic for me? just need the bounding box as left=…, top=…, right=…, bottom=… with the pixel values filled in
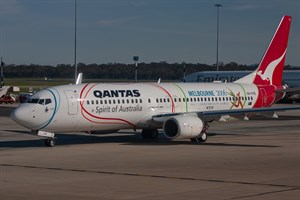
left=163, top=114, right=204, bottom=139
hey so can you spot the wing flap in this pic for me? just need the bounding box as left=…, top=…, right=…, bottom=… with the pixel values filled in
left=152, top=106, right=300, bottom=123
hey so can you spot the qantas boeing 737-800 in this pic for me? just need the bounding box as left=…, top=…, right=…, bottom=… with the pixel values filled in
left=11, top=16, right=300, bottom=147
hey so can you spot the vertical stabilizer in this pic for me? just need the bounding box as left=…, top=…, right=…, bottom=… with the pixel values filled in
left=236, top=16, right=291, bottom=86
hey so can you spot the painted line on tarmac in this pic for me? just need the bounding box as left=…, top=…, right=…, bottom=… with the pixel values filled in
left=1, top=163, right=299, bottom=191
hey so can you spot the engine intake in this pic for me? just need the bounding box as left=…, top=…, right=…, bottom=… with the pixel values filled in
left=163, top=114, right=204, bottom=139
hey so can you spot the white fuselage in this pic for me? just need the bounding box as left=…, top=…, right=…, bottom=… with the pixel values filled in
left=11, top=82, right=263, bottom=133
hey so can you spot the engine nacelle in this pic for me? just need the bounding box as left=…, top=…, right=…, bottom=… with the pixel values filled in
left=163, top=114, right=204, bottom=139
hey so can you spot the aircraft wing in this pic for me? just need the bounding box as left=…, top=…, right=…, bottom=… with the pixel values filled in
left=152, top=106, right=300, bottom=123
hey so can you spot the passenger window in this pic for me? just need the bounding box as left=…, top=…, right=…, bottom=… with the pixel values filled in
left=148, top=99, right=151, bottom=103
left=140, top=99, right=142, bottom=103
left=87, top=100, right=90, bottom=105
left=91, top=100, right=94, bottom=104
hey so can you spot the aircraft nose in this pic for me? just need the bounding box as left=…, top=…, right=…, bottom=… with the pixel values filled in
left=11, top=106, right=33, bottom=129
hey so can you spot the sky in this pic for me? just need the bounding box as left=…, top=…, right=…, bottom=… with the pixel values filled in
left=0, top=0, right=299, bottom=66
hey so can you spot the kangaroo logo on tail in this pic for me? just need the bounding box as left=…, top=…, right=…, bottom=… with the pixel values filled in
left=236, top=16, right=291, bottom=87
left=256, top=49, right=287, bottom=85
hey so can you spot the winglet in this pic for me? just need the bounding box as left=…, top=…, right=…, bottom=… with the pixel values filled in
left=76, top=73, right=83, bottom=84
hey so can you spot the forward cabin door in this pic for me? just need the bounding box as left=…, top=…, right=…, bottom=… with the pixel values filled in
left=64, top=90, right=78, bottom=115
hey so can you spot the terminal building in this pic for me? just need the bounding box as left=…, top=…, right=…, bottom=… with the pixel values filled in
left=185, top=70, right=300, bottom=88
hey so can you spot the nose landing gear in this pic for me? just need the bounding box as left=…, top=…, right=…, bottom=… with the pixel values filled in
left=34, top=130, right=56, bottom=147
left=44, top=138, right=55, bottom=147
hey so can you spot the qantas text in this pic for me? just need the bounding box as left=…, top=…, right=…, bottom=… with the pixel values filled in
left=93, top=90, right=141, bottom=99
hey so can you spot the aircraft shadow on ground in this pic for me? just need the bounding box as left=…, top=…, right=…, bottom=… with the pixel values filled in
left=0, top=130, right=280, bottom=148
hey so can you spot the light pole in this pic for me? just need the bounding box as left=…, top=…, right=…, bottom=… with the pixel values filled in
left=74, top=0, right=77, bottom=82
left=215, top=3, right=222, bottom=71
left=133, top=56, right=139, bottom=82
left=0, top=57, right=4, bottom=87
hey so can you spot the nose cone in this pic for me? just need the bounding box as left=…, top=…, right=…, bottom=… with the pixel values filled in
left=11, top=105, right=34, bottom=130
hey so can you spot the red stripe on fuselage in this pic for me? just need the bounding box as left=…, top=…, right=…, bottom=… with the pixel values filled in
left=79, top=83, right=136, bottom=127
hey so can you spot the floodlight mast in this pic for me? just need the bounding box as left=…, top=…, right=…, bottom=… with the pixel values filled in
left=74, top=0, right=77, bottom=83
left=215, top=3, right=223, bottom=72
left=133, top=56, right=139, bottom=82
left=0, top=57, right=4, bottom=87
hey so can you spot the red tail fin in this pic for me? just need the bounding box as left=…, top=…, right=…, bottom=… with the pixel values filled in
left=236, top=16, right=291, bottom=86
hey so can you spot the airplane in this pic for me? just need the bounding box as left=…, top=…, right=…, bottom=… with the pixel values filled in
left=11, top=15, right=300, bottom=147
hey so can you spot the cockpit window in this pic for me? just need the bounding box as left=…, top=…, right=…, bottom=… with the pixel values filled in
left=45, top=99, right=52, bottom=105
left=38, top=99, right=45, bottom=105
left=28, top=98, right=39, bottom=104
left=27, top=98, right=51, bottom=105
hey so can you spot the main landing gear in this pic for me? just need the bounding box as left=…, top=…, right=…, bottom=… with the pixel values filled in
left=190, top=123, right=209, bottom=143
left=190, top=132, right=207, bottom=143
left=142, top=129, right=159, bottom=139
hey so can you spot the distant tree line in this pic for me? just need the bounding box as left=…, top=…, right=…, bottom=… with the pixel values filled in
left=3, top=62, right=299, bottom=81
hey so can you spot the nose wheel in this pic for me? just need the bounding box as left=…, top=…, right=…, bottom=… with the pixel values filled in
left=44, top=138, right=55, bottom=147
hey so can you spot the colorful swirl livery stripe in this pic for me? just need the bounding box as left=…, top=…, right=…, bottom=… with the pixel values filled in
left=79, top=83, right=136, bottom=127
left=151, top=84, right=175, bottom=113
left=33, top=88, right=58, bottom=130
left=173, top=83, right=188, bottom=112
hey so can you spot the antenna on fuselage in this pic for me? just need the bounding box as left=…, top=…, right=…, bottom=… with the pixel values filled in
left=76, top=73, right=83, bottom=84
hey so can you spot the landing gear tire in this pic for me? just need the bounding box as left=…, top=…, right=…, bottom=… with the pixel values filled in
left=198, top=132, right=207, bottom=142
left=44, top=138, right=55, bottom=147
left=190, top=133, right=207, bottom=143
left=142, top=129, right=159, bottom=139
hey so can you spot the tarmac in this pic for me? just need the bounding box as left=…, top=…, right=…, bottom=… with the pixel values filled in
left=0, top=103, right=299, bottom=200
